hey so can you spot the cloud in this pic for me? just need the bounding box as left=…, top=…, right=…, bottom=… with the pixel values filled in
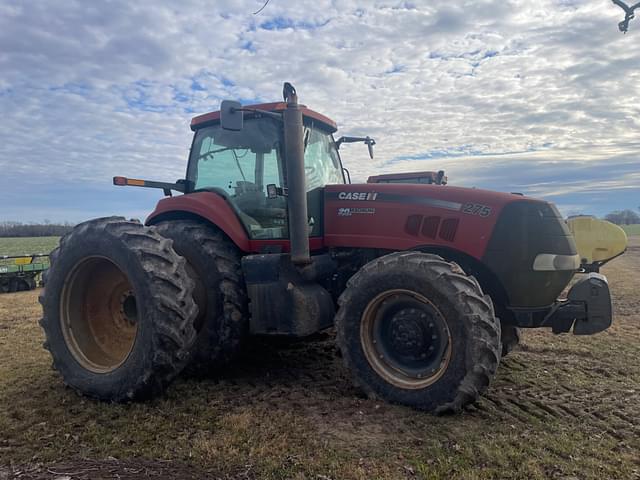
left=0, top=0, right=638, bottom=222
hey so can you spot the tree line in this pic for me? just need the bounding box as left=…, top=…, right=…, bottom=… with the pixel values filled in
left=0, top=221, right=74, bottom=238
left=604, top=209, right=640, bottom=226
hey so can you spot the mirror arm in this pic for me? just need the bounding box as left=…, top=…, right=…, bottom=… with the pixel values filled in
left=336, top=136, right=376, bottom=149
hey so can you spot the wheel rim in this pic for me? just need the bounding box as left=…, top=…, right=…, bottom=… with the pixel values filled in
left=360, top=289, right=452, bottom=389
left=60, top=257, right=138, bottom=373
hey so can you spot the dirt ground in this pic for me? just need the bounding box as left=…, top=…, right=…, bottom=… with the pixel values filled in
left=1, top=238, right=639, bottom=480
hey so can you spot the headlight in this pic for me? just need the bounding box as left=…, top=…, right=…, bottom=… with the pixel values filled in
left=533, top=253, right=581, bottom=271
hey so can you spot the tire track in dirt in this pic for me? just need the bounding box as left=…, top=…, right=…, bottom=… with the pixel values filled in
left=473, top=345, right=640, bottom=442
left=180, top=326, right=640, bottom=447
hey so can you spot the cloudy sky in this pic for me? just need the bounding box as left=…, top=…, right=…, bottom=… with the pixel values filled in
left=1, top=0, right=639, bottom=223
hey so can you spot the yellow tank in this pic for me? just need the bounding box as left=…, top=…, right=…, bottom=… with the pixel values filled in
left=567, top=216, right=628, bottom=265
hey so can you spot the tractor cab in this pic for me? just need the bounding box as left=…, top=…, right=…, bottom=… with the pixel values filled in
left=184, top=103, right=344, bottom=240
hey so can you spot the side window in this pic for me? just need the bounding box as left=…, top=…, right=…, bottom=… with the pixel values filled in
left=304, top=128, right=343, bottom=191
left=189, top=122, right=288, bottom=240
left=195, top=137, right=256, bottom=193
left=303, top=126, right=344, bottom=237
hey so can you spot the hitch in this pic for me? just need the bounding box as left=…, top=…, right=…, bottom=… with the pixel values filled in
left=510, top=273, right=612, bottom=335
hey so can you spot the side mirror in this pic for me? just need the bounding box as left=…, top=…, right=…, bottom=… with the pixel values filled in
left=220, top=100, right=243, bottom=131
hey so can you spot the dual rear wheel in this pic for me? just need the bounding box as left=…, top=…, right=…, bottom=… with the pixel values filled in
left=40, top=217, right=198, bottom=401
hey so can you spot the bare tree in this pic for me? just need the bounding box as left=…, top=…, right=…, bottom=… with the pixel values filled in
left=604, top=209, right=640, bottom=225
left=0, top=221, right=74, bottom=237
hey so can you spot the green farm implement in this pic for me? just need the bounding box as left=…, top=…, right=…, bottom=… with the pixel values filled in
left=0, top=254, right=49, bottom=293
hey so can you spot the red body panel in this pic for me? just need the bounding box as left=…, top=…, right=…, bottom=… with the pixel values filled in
left=146, top=192, right=251, bottom=251
left=324, top=184, right=525, bottom=260
left=146, top=185, right=530, bottom=260
left=146, top=192, right=324, bottom=253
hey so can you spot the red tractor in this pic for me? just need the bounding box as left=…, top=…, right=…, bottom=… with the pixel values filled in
left=40, top=83, right=612, bottom=413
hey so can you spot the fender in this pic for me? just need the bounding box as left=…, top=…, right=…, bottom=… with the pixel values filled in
left=146, top=192, right=251, bottom=251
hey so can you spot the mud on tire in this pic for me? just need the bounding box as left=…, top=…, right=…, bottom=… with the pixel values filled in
left=155, top=219, right=248, bottom=374
left=335, top=251, right=501, bottom=414
left=39, top=217, right=198, bottom=402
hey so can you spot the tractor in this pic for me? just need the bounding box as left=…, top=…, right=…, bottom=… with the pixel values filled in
left=39, top=83, right=614, bottom=413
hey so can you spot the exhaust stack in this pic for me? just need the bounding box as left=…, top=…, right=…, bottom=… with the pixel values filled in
left=282, top=83, right=310, bottom=265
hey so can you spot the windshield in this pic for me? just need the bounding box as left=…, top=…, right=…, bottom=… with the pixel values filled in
left=187, top=118, right=282, bottom=195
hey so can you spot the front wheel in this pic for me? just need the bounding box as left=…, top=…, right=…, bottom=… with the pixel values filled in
left=335, top=251, right=501, bottom=413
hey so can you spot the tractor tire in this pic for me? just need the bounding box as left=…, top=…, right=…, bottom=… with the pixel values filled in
left=335, top=251, right=501, bottom=414
left=39, top=217, right=198, bottom=402
left=8, top=277, right=19, bottom=293
left=500, top=324, right=521, bottom=357
left=155, top=219, right=248, bottom=374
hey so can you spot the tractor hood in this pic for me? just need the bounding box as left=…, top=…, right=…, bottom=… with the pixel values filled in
left=323, top=183, right=538, bottom=259
left=324, top=182, right=576, bottom=308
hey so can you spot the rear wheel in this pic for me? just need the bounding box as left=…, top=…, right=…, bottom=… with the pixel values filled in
left=39, top=217, right=198, bottom=401
left=336, top=251, right=501, bottom=413
left=155, top=219, right=248, bottom=374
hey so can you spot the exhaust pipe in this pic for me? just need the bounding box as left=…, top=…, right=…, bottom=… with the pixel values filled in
left=282, top=83, right=310, bottom=265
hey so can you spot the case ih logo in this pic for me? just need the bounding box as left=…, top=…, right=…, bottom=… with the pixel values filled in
left=338, top=192, right=378, bottom=201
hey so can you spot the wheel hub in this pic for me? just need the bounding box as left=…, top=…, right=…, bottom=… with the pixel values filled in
left=361, top=290, right=452, bottom=389
left=60, top=257, right=139, bottom=373
left=120, top=291, right=138, bottom=326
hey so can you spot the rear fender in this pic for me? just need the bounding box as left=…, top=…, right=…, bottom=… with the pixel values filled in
left=146, top=192, right=251, bottom=252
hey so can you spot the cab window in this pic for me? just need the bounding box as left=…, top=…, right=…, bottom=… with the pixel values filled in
left=188, top=119, right=287, bottom=240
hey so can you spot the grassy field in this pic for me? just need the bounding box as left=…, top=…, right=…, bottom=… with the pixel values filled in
left=0, top=238, right=639, bottom=479
left=0, top=237, right=59, bottom=257
left=621, top=224, right=640, bottom=236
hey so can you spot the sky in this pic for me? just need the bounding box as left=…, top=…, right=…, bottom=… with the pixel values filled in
left=1, top=0, right=639, bottom=223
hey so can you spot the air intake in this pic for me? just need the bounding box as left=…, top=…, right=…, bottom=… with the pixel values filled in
left=405, top=215, right=423, bottom=236
left=421, top=216, right=441, bottom=239
left=439, top=218, right=459, bottom=242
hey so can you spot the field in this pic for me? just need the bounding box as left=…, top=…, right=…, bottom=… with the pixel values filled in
left=0, top=237, right=59, bottom=259
left=622, top=224, right=640, bottom=236
left=0, top=238, right=639, bottom=479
